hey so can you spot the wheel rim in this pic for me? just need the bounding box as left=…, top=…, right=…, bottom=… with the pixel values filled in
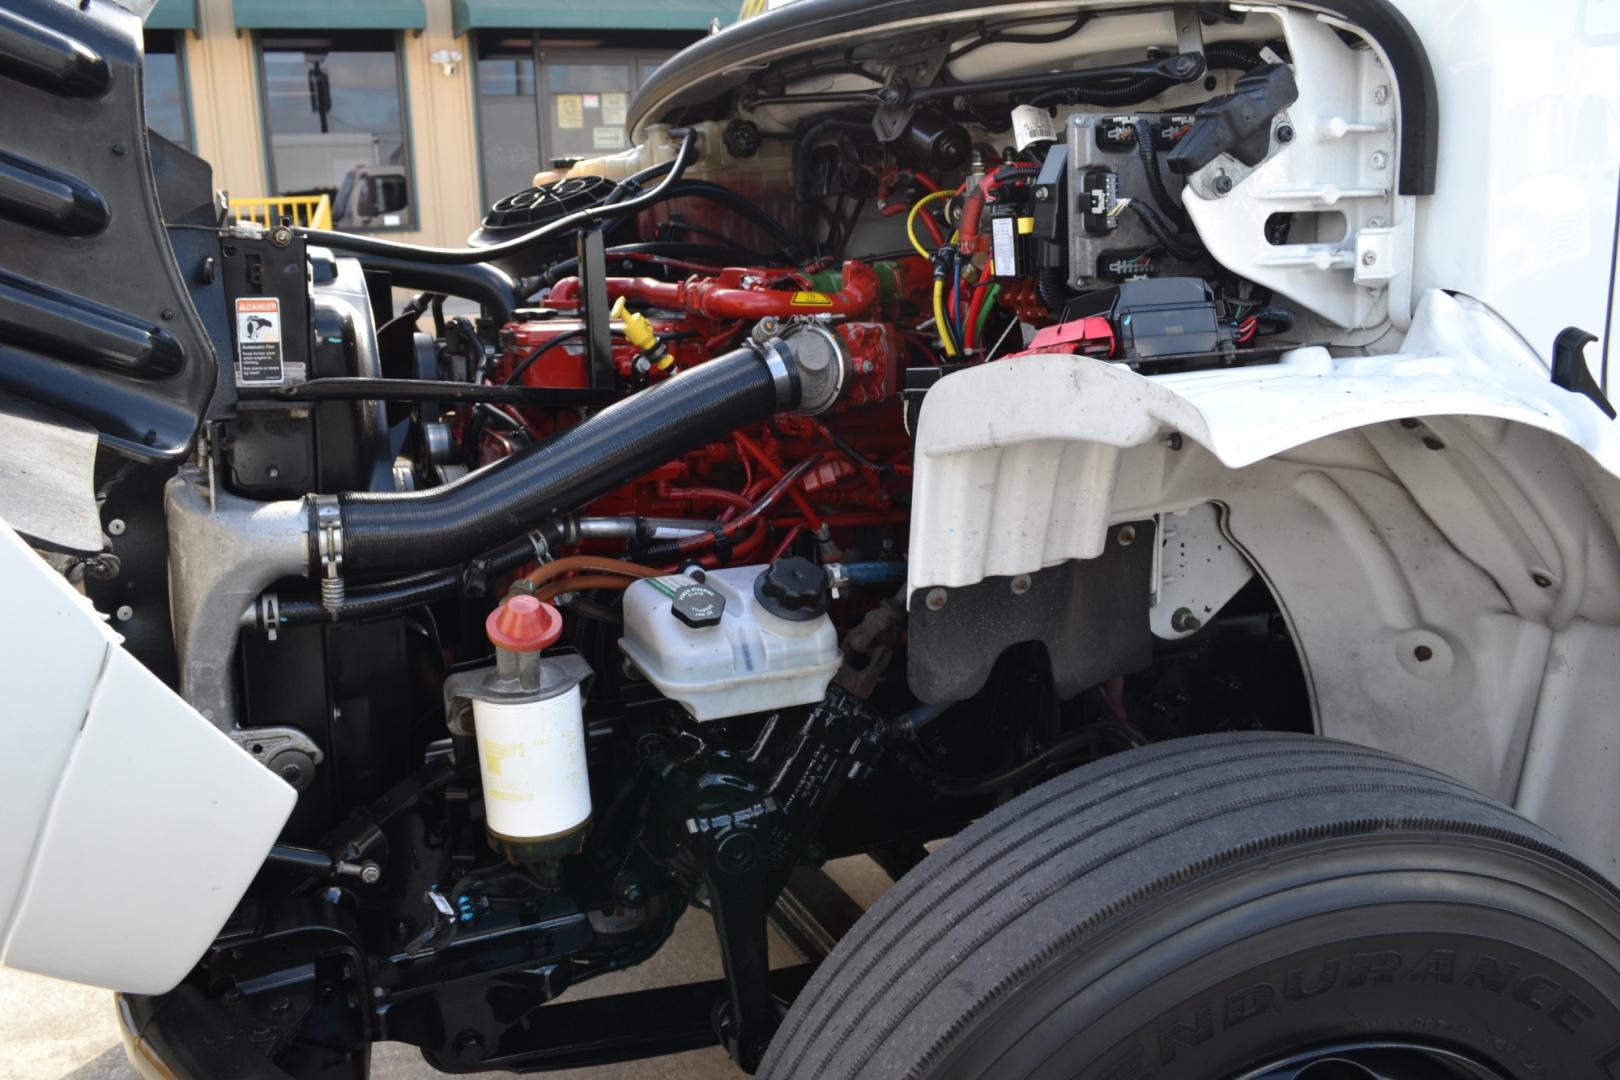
left=1232, top=1041, right=1514, bottom=1080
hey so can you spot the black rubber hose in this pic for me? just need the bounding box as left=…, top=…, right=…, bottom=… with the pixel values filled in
left=1028, top=75, right=1175, bottom=109
left=1133, top=118, right=1185, bottom=225
left=349, top=253, right=519, bottom=324
left=1036, top=267, right=1070, bottom=314
left=331, top=341, right=791, bottom=575
left=1205, top=41, right=1265, bottom=72
left=502, top=328, right=588, bottom=386
left=277, top=568, right=462, bottom=626
left=535, top=242, right=780, bottom=288
left=659, top=180, right=808, bottom=263
left=1126, top=201, right=1204, bottom=261
left=296, top=130, right=698, bottom=266
left=243, top=376, right=611, bottom=407
left=272, top=529, right=554, bottom=627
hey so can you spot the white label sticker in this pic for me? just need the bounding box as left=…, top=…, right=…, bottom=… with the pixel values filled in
left=234, top=297, right=284, bottom=385
left=991, top=216, right=1018, bottom=274
left=556, top=94, right=583, bottom=129
left=1010, top=104, right=1057, bottom=151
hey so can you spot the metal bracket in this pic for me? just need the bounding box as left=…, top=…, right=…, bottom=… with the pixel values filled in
left=1172, top=2, right=1205, bottom=59
left=231, top=726, right=325, bottom=791
left=872, top=44, right=949, bottom=143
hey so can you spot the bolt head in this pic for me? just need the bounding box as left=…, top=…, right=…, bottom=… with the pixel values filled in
left=115, top=605, right=134, bottom=622
left=453, top=1031, right=487, bottom=1065
left=1117, top=525, right=1137, bottom=546
left=107, top=518, right=126, bottom=536
left=358, top=862, right=381, bottom=884
left=1373, top=84, right=1390, bottom=105
left=1369, top=150, right=1389, bottom=170
left=1361, top=250, right=1378, bottom=266
left=924, top=587, right=948, bottom=611
left=1010, top=574, right=1032, bottom=595
left=1034, top=186, right=1051, bottom=201
left=1213, top=174, right=1234, bottom=195
left=1275, top=124, right=1295, bottom=144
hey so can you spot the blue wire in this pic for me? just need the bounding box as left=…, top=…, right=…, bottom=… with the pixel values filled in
left=951, top=258, right=964, bottom=346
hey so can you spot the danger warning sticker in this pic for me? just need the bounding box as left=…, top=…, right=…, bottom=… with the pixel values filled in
left=235, top=297, right=284, bottom=385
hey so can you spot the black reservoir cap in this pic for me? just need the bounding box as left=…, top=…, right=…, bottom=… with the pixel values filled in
left=652, top=575, right=726, bottom=628
left=754, top=557, right=830, bottom=622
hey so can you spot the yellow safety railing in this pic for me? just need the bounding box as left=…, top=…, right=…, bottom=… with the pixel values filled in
left=228, top=194, right=333, bottom=230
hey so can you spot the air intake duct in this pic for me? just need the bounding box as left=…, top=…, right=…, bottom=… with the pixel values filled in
left=318, top=321, right=848, bottom=577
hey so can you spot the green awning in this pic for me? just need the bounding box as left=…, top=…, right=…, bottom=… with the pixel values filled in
left=233, top=0, right=427, bottom=31
left=453, top=0, right=734, bottom=36
left=145, top=0, right=199, bottom=30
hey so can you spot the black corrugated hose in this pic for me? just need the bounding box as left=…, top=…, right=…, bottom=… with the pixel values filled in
left=327, top=338, right=796, bottom=575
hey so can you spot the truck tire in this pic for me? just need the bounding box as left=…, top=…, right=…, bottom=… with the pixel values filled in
left=760, top=732, right=1620, bottom=1080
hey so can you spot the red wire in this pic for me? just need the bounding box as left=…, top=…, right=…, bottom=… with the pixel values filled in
left=917, top=206, right=946, bottom=248
left=964, top=277, right=991, bottom=349
left=665, top=485, right=751, bottom=521
left=664, top=454, right=825, bottom=556
left=733, top=431, right=824, bottom=530
left=769, top=524, right=806, bottom=562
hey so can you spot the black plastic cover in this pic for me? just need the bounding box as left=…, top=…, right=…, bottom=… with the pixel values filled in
left=1063, top=277, right=1229, bottom=360
left=0, top=1, right=217, bottom=460
left=1167, top=63, right=1299, bottom=175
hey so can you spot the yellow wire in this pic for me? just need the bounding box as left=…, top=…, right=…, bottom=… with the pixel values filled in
left=932, top=278, right=958, bottom=358
left=906, top=189, right=956, bottom=259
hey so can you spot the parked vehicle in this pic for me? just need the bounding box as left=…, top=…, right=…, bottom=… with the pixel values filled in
left=3, top=0, right=1619, bottom=1076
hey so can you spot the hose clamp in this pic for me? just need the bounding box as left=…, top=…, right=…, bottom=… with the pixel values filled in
left=313, top=496, right=345, bottom=614
left=758, top=338, right=798, bottom=406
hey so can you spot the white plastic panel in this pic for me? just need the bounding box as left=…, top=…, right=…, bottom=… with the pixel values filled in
left=0, top=525, right=107, bottom=928
left=1516, top=620, right=1620, bottom=880
left=0, top=521, right=295, bottom=994
left=1185, top=5, right=1413, bottom=331
left=907, top=288, right=1620, bottom=874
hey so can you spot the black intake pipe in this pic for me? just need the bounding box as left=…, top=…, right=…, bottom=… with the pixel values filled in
left=320, top=325, right=848, bottom=576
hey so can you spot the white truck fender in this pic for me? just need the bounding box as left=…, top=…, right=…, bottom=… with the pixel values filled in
left=909, top=287, right=1620, bottom=877
left=0, top=521, right=294, bottom=994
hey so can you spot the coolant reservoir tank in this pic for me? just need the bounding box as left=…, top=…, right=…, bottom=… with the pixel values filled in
left=619, top=561, right=841, bottom=721
left=447, top=595, right=593, bottom=862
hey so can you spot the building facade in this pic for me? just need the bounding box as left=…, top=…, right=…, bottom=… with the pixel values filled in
left=141, top=0, right=730, bottom=246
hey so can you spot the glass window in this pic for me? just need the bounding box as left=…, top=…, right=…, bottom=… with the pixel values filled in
left=143, top=31, right=191, bottom=148
left=543, top=61, right=633, bottom=163
left=259, top=31, right=413, bottom=231
left=476, top=55, right=541, bottom=205
left=474, top=39, right=678, bottom=207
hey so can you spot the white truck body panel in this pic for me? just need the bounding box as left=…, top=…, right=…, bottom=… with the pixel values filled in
left=0, top=522, right=295, bottom=993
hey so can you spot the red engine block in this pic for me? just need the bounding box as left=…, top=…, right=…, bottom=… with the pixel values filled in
left=477, top=260, right=923, bottom=568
